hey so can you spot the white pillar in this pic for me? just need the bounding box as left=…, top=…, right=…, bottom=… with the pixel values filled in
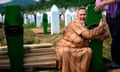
left=0, top=14, right=2, bottom=23
left=65, top=9, right=72, bottom=26
left=51, top=4, right=60, bottom=35
left=60, top=13, right=64, bottom=21
left=36, top=12, right=42, bottom=27
left=2, top=14, right=5, bottom=23
left=31, top=14, right=35, bottom=23
left=28, top=14, right=32, bottom=24
left=23, top=14, right=28, bottom=24
left=46, top=12, right=51, bottom=24
left=71, top=11, right=76, bottom=20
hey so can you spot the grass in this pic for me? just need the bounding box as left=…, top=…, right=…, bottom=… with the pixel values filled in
left=24, top=23, right=41, bottom=44
left=23, top=22, right=36, bottom=29
left=24, top=29, right=34, bottom=44
left=60, top=23, right=65, bottom=29
left=103, top=37, right=112, bottom=60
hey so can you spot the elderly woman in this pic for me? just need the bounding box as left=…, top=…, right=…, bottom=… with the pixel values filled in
left=56, top=7, right=109, bottom=72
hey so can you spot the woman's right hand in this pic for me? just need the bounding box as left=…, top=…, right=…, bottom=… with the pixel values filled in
left=98, top=19, right=105, bottom=28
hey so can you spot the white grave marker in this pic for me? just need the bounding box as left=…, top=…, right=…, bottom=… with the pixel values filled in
left=71, top=11, right=76, bottom=20
left=23, top=14, right=28, bottom=24
left=0, top=14, right=2, bottom=23
left=51, top=4, right=60, bottom=34
left=36, top=12, right=42, bottom=27
left=65, top=9, right=72, bottom=26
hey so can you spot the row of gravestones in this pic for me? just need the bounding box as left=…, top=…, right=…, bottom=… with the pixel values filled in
left=0, top=4, right=106, bottom=35
left=23, top=5, right=77, bottom=34
left=0, top=4, right=77, bottom=35
left=24, top=4, right=77, bottom=35
left=23, top=6, right=106, bottom=35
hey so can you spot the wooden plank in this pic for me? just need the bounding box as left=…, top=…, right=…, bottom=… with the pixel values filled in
left=31, top=28, right=51, bottom=34
left=0, top=54, right=56, bottom=64
left=0, top=47, right=56, bottom=69
left=24, top=43, right=52, bottom=48
left=0, top=43, right=57, bottom=69
left=0, top=43, right=52, bottom=50
left=28, top=47, right=55, bottom=52
left=0, top=51, right=56, bottom=59
left=0, top=54, right=56, bottom=69
left=0, top=47, right=55, bottom=58
left=0, top=60, right=56, bottom=69
left=0, top=47, right=55, bottom=55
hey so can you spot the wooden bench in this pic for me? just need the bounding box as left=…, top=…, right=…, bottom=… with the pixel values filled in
left=0, top=43, right=57, bottom=70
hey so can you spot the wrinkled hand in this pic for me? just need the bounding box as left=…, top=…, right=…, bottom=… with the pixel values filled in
left=98, top=19, right=105, bottom=28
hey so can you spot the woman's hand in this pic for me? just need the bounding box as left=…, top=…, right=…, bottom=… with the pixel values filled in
left=98, top=19, right=105, bottom=28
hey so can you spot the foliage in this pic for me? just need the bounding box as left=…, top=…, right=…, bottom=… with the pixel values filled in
left=21, top=0, right=95, bottom=12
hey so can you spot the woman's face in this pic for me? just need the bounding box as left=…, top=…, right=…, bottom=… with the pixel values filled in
left=77, top=9, right=86, bottom=22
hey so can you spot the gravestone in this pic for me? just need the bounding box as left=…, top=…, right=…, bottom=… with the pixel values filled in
left=28, top=14, right=32, bottom=24
left=36, top=12, right=42, bottom=27
left=65, top=9, right=72, bottom=26
left=86, top=4, right=103, bottom=72
left=42, top=13, right=48, bottom=34
left=71, top=11, right=76, bottom=20
left=4, top=5, right=24, bottom=72
left=23, top=14, right=28, bottom=24
left=46, top=11, right=51, bottom=24
left=61, top=14, right=64, bottom=21
left=31, top=14, right=35, bottom=23
left=0, top=14, right=2, bottom=23
left=0, top=14, right=5, bottom=23
left=51, top=4, right=60, bottom=34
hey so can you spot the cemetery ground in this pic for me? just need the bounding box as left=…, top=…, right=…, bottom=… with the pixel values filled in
left=0, top=23, right=120, bottom=72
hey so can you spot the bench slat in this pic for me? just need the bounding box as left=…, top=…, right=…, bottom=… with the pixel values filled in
left=0, top=44, right=57, bottom=69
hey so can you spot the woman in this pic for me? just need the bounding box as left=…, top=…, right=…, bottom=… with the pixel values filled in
left=56, top=7, right=108, bottom=72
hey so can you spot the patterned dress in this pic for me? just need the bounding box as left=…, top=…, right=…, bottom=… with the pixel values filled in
left=56, top=18, right=109, bottom=72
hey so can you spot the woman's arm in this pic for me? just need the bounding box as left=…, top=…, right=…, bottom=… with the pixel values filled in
left=80, top=25, right=104, bottom=39
left=80, top=19, right=105, bottom=39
